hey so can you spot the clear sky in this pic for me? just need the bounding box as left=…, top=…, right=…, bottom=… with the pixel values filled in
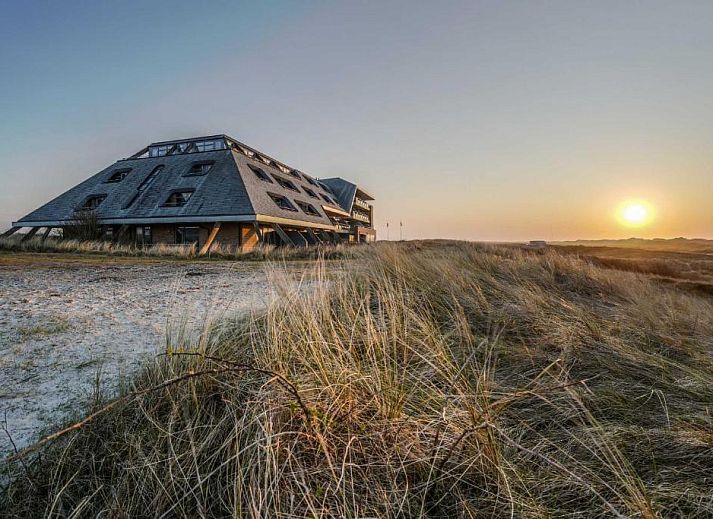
left=2, top=0, right=712, bottom=241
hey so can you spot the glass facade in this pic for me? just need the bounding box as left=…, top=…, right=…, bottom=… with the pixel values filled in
left=148, top=138, right=226, bottom=157
left=136, top=226, right=152, bottom=245
left=175, top=226, right=200, bottom=245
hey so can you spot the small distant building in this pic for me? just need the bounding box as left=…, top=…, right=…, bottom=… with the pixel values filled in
left=527, top=240, right=548, bottom=249
left=4, top=134, right=375, bottom=251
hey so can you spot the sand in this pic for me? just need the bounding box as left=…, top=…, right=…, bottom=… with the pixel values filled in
left=0, top=254, right=278, bottom=455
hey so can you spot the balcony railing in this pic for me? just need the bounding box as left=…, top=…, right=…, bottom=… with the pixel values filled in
left=351, top=210, right=371, bottom=223
left=353, top=197, right=370, bottom=210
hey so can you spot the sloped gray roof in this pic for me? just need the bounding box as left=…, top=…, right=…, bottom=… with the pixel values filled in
left=231, top=151, right=335, bottom=226
left=17, top=150, right=253, bottom=225
left=14, top=136, right=357, bottom=229
left=319, top=178, right=357, bottom=212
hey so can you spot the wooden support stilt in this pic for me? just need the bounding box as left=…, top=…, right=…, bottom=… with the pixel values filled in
left=271, top=223, right=294, bottom=247
left=112, top=224, right=129, bottom=244
left=199, top=222, right=222, bottom=255
left=252, top=222, right=263, bottom=243
left=40, top=227, right=53, bottom=243
left=1, top=226, right=21, bottom=238
left=21, top=227, right=40, bottom=242
left=307, top=228, right=322, bottom=244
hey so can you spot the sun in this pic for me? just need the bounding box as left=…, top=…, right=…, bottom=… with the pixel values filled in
left=616, top=199, right=655, bottom=228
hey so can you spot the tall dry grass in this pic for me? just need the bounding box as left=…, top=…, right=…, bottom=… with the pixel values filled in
left=2, top=241, right=713, bottom=517
left=0, top=235, right=348, bottom=261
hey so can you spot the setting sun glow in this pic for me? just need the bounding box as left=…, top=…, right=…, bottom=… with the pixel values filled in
left=617, top=200, right=655, bottom=228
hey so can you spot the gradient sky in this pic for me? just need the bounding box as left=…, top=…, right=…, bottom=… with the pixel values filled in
left=2, top=0, right=712, bottom=241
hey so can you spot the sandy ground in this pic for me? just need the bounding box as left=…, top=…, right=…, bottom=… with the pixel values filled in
left=0, top=254, right=280, bottom=455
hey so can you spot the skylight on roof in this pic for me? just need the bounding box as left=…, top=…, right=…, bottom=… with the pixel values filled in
left=106, top=168, right=131, bottom=183
left=304, top=175, right=319, bottom=187
left=163, top=190, right=194, bottom=207
left=268, top=192, right=297, bottom=212
left=249, top=165, right=273, bottom=183
left=123, top=165, right=165, bottom=209
left=302, top=186, right=319, bottom=199
left=185, top=161, right=214, bottom=176
left=295, top=200, right=321, bottom=216
left=80, top=195, right=107, bottom=210
left=273, top=175, right=299, bottom=192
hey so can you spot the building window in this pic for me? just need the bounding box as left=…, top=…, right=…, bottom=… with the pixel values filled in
left=150, top=145, right=171, bottom=157
left=136, top=226, right=152, bottom=245
left=175, top=226, right=200, bottom=245
left=80, top=195, right=107, bottom=210
left=185, top=161, right=214, bottom=176
left=295, top=200, right=321, bottom=216
left=302, top=186, right=319, bottom=199
left=249, top=165, right=273, bottom=183
left=163, top=190, right=194, bottom=207
left=268, top=192, right=297, bottom=211
left=272, top=175, right=299, bottom=192
left=124, top=165, right=164, bottom=209
left=138, top=165, right=164, bottom=192
left=288, top=169, right=301, bottom=179
left=107, top=168, right=132, bottom=183
left=149, top=139, right=225, bottom=156
left=195, top=139, right=224, bottom=152
left=321, top=193, right=335, bottom=205
left=304, top=175, right=319, bottom=187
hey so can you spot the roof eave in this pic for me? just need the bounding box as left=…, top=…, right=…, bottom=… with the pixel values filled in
left=14, top=214, right=337, bottom=231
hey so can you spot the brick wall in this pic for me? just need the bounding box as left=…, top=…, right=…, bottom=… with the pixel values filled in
left=152, top=224, right=175, bottom=244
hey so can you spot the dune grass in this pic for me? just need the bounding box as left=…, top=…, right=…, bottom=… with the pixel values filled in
left=2, top=241, right=713, bottom=517
left=0, top=235, right=349, bottom=261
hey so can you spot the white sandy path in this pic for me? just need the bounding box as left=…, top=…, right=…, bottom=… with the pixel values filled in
left=0, top=257, right=278, bottom=455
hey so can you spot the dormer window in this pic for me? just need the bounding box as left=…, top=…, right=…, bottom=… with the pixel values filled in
left=185, top=161, right=214, bottom=176
left=304, top=175, right=319, bottom=187
left=295, top=200, right=321, bottom=216
left=249, top=165, right=273, bottom=183
left=80, top=195, right=107, bottom=210
left=302, top=186, right=319, bottom=199
left=163, top=190, right=194, bottom=207
left=106, top=168, right=131, bottom=183
left=268, top=192, right=297, bottom=211
left=272, top=175, right=299, bottom=192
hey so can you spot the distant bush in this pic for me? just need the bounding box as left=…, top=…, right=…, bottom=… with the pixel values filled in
left=63, top=210, right=102, bottom=241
